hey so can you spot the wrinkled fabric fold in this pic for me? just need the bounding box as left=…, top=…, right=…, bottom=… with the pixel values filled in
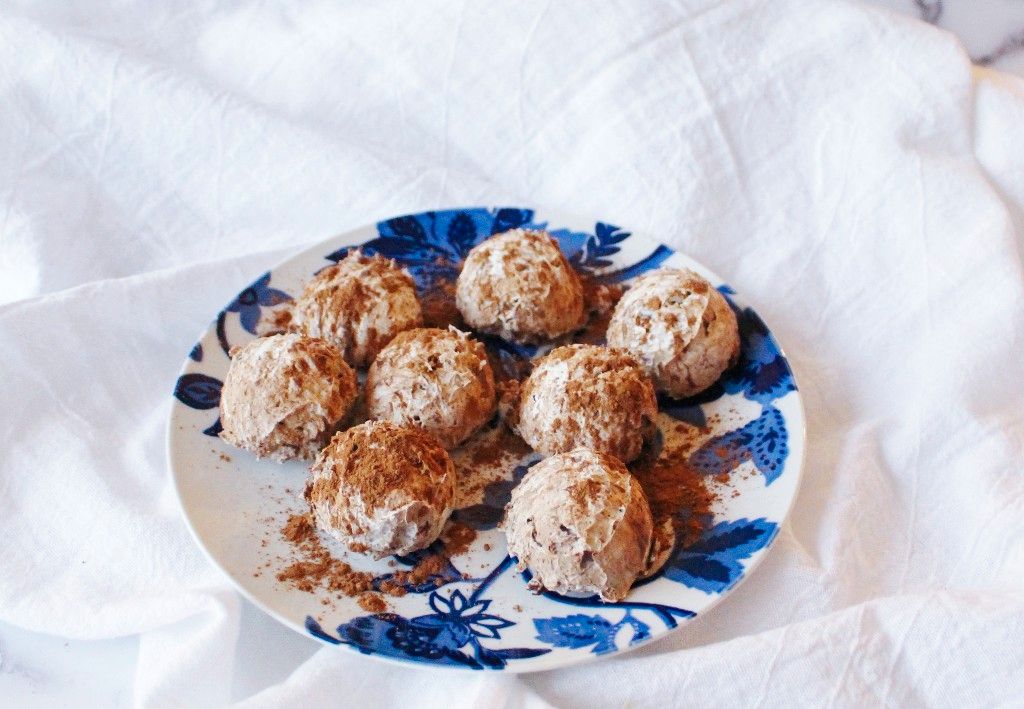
left=1, top=0, right=1022, bottom=705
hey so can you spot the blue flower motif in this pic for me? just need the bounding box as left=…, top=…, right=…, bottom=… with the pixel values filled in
left=225, top=272, right=292, bottom=335
left=534, top=611, right=650, bottom=655
left=688, top=405, right=789, bottom=484
left=664, top=518, right=777, bottom=593
left=306, top=585, right=549, bottom=669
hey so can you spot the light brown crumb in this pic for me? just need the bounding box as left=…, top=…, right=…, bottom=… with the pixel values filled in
left=357, top=593, right=388, bottom=613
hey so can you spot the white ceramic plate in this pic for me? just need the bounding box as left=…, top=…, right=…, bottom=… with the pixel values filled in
left=168, top=207, right=805, bottom=672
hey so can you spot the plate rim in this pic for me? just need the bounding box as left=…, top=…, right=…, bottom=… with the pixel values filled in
left=167, top=206, right=808, bottom=673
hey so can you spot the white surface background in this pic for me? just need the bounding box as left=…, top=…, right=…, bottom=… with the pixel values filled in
left=864, top=0, right=1024, bottom=74
left=2, top=0, right=1024, bottom=706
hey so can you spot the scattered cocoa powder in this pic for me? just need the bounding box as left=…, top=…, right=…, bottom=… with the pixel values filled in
left=378, top=554, right=450, bottom=596
left=276, top=513, right=374, bottom=596
left=442, top=522, right=477, bottom=556
left=357, top=593, right=388, bottom=613
left=266, top=307, right=293, bottom=333
left=630, top=434, right=719, bottom=554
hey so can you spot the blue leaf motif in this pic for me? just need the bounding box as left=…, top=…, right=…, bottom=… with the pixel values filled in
left=446, top=212, right=478, bottom=256
left=534, top=614, right=613, bottom=650
left=720, top=305, right=796, bottom=405
left=490, top=208, right=534, bottom=234
left=174, top=373, right=222, bottom=410
left=533, top=612, right=650, bottom=655
left=386, top=215, right=428, bottom=240
left=664, top=518, right=777, bottom=593
left=225, top=272, right=293, bottom=335
left=569, top=222, right=630, bottom=272
left=688, top=406, right=789, bottom=484
left=189, top=342, right=203, bottom=362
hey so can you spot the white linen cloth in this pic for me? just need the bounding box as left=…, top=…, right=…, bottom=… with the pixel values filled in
left=1, top=0, right=1023, bottom=705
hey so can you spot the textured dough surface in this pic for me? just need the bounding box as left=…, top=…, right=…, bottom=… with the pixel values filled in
left=456, top=229, right=585, bottom=343
left=607, top=268, right=739, bottom=398
left=503, top=448, right=654, bottom=602
left=291, top=250, right=422, bottom=368
left=305, top=421, right=455, bottom=558
left=365, top=327, right=496, bottom=449
left=219, top=333, right=358, bottom=461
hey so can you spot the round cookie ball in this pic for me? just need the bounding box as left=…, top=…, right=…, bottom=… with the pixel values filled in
left=219, top=333, right=358, bottom=462
left=305, top=421, right=455, bottom=558
left=365, top=327, right=496, bottom=449
left=503, top=448, right=654, bottom=602
left=291, top=250, right=423, bottom=368
left=509, top=344, right=657, bottom=464
left=606, top=268, right=740, bottom=398
left=455, top=229, right=585, bottom=344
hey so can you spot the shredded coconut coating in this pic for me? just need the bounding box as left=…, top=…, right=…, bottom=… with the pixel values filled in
left=509, top=344, right=657, bottom=463
left=455, top=229, right=585, bottom=344
left=291, top=250, right=423, bottom=368
left=606, top=268, right=740, bottom=398
left=305, top=421, right=455, bottom=559
left=503, top=448, right=654, bottom=602
left=365, top=327, right=496, bottom=449
left=219, top=334, right=358, bottom=462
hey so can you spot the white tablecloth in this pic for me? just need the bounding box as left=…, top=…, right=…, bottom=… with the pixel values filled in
left=2, top=0, right=1023, bottom=706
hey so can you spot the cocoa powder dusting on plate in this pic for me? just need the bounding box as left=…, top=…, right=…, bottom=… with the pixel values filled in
left=631, top=427, right=719, bottom=567
left=442, top=522, right=477, bottom=556
left=357, top=593, right=388, bottom=613
left=277, top=513, right=374, bottom=596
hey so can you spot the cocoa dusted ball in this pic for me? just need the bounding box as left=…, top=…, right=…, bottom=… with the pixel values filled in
left=365, top=327, right=496, bottom=449
left=503, top=448, right=654, bottom=602
left=606, top=268, right=740, bottom=398
left=508, top=344, right=657, bottom=464
left=291, top=250, right=423, bottom=368
left=305, top=421, right=455, bottom=558
left=218, top=334, right=358, bottom=461
left=455, top=229, right=585, bottom=344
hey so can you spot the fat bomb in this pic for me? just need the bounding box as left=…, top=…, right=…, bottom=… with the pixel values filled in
left=291, top=250, right=422, bottom=368
left=218, top=333, right=358, bottom=461
left=305, top=421, right=455, bottom=558
left=365, top=327, right=496, bottom=449
left=508, top=344, right=657, bottom=464
left=606, top=268, right=740, bottom=398
left=503, top=448, right=654, bottom=602
left=456, top=229, right=585, bottom=344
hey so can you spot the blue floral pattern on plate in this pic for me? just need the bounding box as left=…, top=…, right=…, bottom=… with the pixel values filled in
left=168, top=206, right=804, bottom=672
